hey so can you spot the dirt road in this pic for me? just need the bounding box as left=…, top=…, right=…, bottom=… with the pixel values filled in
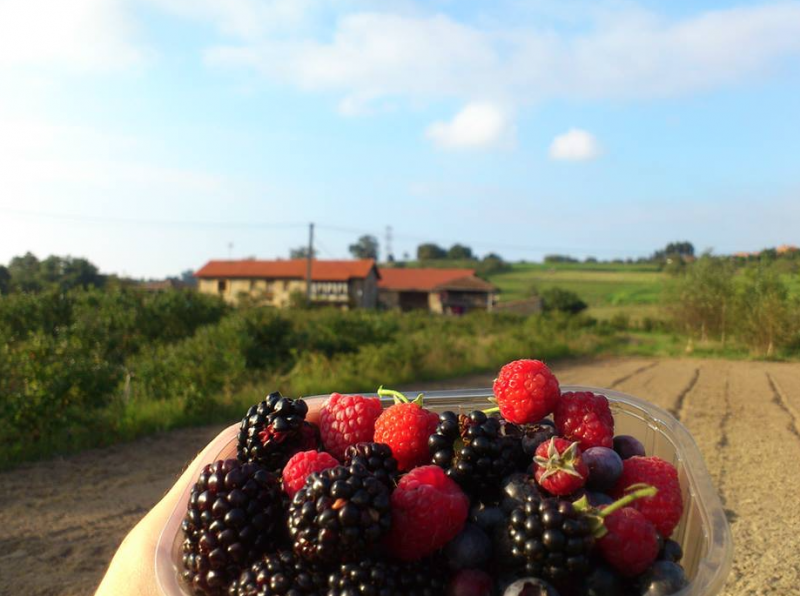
left=2, top=357, right=796, bottom=595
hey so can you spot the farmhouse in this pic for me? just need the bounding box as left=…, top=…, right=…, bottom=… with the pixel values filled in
left=378, top=268, right=498, bottom=314
left=194, top=259, right=379, bottom=308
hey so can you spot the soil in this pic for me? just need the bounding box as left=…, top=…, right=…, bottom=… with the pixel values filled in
left=2, top=356, right=797, bottom=595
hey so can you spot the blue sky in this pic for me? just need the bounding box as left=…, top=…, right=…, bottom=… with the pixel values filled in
left=1, top=0, right=799, bottom=277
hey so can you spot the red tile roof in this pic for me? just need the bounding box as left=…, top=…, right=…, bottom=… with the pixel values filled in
left=378, top=268, right=495, bottom=292
left=195, top=259, right=378, bottom=281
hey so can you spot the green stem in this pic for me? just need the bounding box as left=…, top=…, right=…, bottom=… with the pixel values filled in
left=483, top=406, right=500, bottom=414
left=377, top=387, right=409, bottom=404
left=599, top=485, right=658, bottom=518
left=573, top=484, right=658, bottom=538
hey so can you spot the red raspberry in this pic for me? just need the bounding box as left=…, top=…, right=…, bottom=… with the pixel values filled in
left=493, top=359, right=560, bottom=424
left=533, top=437, right=588, bottom=496
left=281, top=450, right=338, bottom=498
left=373, top=402, right=439, bottom=471
left=319, top=393, right=383, bottom=460
left=384, top=465, right=469, bottom=561
left=612, top=456, right=683, bottom=537
left=598, top=506, right=659, bottom=576
left=554, top=391, right=614, bottom=450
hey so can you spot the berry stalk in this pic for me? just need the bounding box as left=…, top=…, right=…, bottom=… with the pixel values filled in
left=573, top=484, right=658, bottom=538
left=377, top=387, right=424, bottom=406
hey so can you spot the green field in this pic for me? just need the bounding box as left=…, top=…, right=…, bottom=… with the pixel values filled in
left=485, top=262, right=666, bottom=321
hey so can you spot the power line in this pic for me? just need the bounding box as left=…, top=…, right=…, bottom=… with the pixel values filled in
left=0, top=207, right=307, bottom=230
left=1, top=207, right=653, bottom=256
left=316, top=223, right=650, bottom=256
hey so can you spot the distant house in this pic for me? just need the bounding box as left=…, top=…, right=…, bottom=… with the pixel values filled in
left=378, top=268, right=498, bottom=314
left=194, top=259, right=380, bottom=308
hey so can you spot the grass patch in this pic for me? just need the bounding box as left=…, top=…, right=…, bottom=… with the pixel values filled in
left=487, top=264, right=666, bottom=305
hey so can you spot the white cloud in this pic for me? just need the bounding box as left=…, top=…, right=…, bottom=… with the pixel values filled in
left=202, top=2, right=800, bottom=113
left=141, top=0, right=318, bottom=41
left=425, top=102, right=513, bottom=150
left=0, top=0, right=145, bottom=71
left=549, top=129, right=601, bottom=161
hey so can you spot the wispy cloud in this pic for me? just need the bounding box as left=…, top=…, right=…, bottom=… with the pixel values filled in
left=425, top=102, right=514, bottom=151
left=204, top=2, right=800, bottom=108
left=549, top=129, right=601, bottom=161
left=0, top=0, right=146, bottom=71
left=194, top=1, right=800, bottom=150
left=141, top=0, right=318, bottom=41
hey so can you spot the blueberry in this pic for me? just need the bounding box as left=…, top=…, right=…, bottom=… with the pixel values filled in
left=585, top=564, right=626, bottom=596
left=659, top=539, right=683, bottom=563
left=586, top=491, right=615, bottom=506
left=471, top=504, right=507, bottom=532
left=445, top=523, right=493, bottom=571
left=503, top=577, right=560, bottom=596
left=584, top=447, right=623, bottom=491
left=520, top=424, right=557, bottom=457
left=501, top=473, right=542, bottom=512
left=613, top=435, right=646, bottom=460
left=638, top=561, right=688, bottom=596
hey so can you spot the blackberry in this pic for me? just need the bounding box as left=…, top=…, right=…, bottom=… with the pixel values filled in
left=429, top=410, right=522, bottom=498
left=181, top=459, right=284, bottom=596
left=228, top=550, right=324, bottom=596
left=238, top=392, right=316, bottom=472
left=508, top=495, right=595, bottom=582
left=325, top=557, right=448, bottom=596
left=342, top=442, right=399, bottom=489
left=288, top=463, right=391, bottom=564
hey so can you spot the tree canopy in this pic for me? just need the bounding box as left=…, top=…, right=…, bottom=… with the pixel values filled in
left=349, top=235, right=379, bottom=260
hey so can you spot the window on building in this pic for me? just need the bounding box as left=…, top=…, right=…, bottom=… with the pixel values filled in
left=218, top=280, right=227, bottom=293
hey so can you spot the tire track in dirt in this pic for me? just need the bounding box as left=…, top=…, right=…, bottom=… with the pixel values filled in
left=669, top=367, right=700, bottom=421
left=608, top=360, right=659, bottom=388
left=714, top=377, right=737, bottom=525
left=683, top=362, right=800, bottom=595
left=553, top=357, right=660, bottom=388
left=608, top=359, right=697, bottom=414
left=765, top=372, right=800, bottom=439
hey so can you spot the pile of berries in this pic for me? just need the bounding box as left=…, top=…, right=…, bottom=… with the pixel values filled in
left=180, top=359, right=690, bottom=596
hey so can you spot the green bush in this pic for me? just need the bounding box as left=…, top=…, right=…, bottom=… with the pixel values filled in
left=733, top=265, right=794, bottom=356
left=0, top=330, right=122, bottom=462
left=539, top=287, right=588, bottom=315
left=667, top=256, right=735, bottom=341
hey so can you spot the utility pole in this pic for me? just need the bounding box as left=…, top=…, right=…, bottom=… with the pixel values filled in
left=385, top=225, right=393, bottom=262
left=306, top=222, right=314, bottom=303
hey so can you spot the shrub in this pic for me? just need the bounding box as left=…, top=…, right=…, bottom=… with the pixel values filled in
left=0, top=330, right=122, bottom=461
left=733, top=265, right=794, bottom=356
left=539, top=287, right=588, bottom=315
left=667, top=256, right=735, bottom=342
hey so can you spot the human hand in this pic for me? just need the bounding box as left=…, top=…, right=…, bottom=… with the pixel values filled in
left=95, top=398, right=325, bottom=596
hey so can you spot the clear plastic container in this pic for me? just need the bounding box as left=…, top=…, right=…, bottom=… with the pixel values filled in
left=155, top=386, right=734, bottom=596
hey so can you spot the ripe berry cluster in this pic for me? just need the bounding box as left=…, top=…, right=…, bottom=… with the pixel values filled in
left=180, top=360, right=690, bottom=596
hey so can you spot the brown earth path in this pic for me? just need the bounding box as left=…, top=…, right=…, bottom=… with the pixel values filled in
left=1, top=357, right=797, bottom=595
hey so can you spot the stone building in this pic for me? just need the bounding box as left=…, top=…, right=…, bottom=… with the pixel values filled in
left=194, top=259, right=379, bottom=308
left=378, top=268, right=498, bottom=314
